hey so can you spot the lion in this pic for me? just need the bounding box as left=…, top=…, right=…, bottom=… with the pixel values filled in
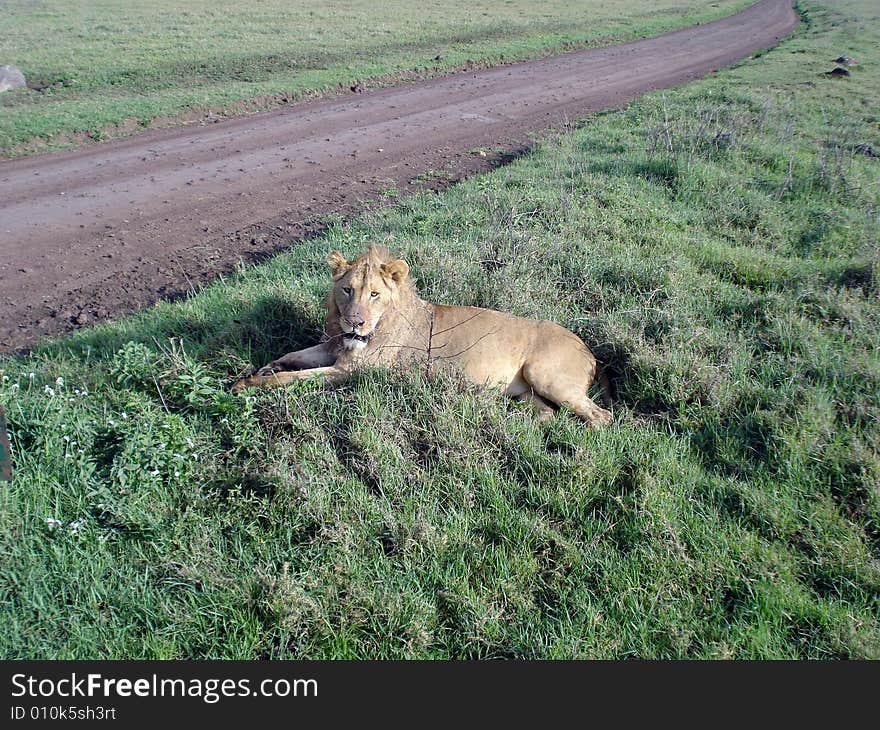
left=232, top=245, right=613, bottom=426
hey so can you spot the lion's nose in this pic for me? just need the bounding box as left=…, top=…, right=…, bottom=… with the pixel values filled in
left=344, top=314, right=365, bottom=328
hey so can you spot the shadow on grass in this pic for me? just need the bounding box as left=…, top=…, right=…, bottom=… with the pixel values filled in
left=52, top=291, right=327, bottom=381
left=578, top=321, right=658, bottom=416
left=210, top=469, right=277, bottom=503
left=585, top=156, right=681, bottom=189
left=326, top=404, right=383, bottom=496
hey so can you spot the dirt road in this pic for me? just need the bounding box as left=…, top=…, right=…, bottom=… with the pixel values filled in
left=0, top=0, right=798, bottom=353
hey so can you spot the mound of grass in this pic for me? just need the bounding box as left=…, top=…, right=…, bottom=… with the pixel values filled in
left=0, top=0, right=750, bottom=154
left=1, top=0, right=878, bottom=658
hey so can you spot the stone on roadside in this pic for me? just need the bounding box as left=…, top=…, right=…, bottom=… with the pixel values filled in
left=0, top=64, right=26, bottom=93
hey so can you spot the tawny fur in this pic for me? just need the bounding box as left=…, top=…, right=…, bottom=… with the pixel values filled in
left=232, top=246, right=613, bottom=426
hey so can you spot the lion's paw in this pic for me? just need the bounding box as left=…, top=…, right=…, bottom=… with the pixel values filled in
left=590, top=407, right=614, bottom=427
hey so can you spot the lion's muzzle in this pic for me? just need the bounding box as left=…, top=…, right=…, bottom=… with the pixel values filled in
left=342, top=331, right=370, bottom=350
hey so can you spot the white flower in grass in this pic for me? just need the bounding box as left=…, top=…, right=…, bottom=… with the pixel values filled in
left=2, top=375, right=8, bottom=382
left=150, top=470, right=160, bottom=477
left=44, top=385, right=55, bottom=396
left=55, top=376, right=64, bottom=386
left=10, top=384, right=19, bottom=393
left=68, top=518, right=86, bottom=534
left=98, top=532, right=111, bottom=544
left=28, top=372, right=35, bottom=379
left=46, top=517, right=63, bottom=531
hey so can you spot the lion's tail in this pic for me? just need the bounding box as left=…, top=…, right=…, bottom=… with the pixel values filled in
left=596, top=366, right=613, bottom=408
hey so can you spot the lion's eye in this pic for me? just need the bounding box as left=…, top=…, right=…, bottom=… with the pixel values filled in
left=370, top=291, right=379, bottom=299
left=342, top=287, right=352, bottom=296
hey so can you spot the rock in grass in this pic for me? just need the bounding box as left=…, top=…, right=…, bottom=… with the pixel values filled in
left=826, top=66, right=850, bottom=77
left=834, top=55, right=856, bottom=65
left=0, top=65, right=26, bottom=92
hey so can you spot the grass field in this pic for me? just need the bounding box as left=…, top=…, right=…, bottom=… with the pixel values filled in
left=0, top=0, right=751, bottom=155
left=1, top=0, right=879, bottom=658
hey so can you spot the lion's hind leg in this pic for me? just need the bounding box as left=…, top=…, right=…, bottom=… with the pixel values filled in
left=524, top=369, right=612, bottom=427
left=521, top=348, right=612, bottom=428
left=514, top=390, right=556, bottom=422
left=506, top=372, right=557, bottom=423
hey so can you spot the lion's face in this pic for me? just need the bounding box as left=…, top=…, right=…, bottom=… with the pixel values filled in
left=327, top=247, right=410, bottom=350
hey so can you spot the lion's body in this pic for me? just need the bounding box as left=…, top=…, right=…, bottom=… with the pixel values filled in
left=233, top=246, right=612, bottom=426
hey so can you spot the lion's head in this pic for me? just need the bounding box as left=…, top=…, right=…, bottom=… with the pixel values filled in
left=326, top=245, right=412, bottom=350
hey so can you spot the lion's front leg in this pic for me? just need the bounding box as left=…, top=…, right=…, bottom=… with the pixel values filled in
left=232, top=365, right=348, bottom=394
left=255, top=343, right=336, bottom=376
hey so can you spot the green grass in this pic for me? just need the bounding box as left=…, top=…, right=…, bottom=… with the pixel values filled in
left=0, top=0, right=751, bottom=155
left=1, top=0, right=879, bottom=658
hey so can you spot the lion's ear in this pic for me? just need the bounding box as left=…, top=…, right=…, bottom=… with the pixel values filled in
left=382, top=259, right=409, bottom=284
left=327, top=251, right=349, bottom=277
